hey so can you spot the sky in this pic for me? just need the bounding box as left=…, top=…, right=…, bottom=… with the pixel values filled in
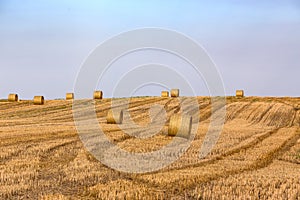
left=0, top=0, right=300, bottom=99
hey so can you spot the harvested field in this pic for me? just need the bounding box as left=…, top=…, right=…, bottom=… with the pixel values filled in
left=0, top=97, right=299, bottom=199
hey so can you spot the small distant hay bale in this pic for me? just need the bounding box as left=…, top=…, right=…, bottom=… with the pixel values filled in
left=161, top=91, right=169, bottom=97
left=171, top=89, right=179, bottom=97
left=93, top=91, right=103, bottom=99
left=236, top=90, right=244, bottom=97
left=8, top=94, right=18, bottom=102
left=66, top=93, right=74, bottom=100
left=107, top=109, right=123, bottom=124
left=168, top=114, right=192, bottom=138
left=33, top=96, right=44, bottom=105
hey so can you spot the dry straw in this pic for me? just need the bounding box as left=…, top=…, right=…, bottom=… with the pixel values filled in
left=236, top=90, right=244, bottom=98
left=107, top=109, right=123, bottom=124
left=66, top=93, right=74, bottom=100
left=171, top=89, right=179, bottom=97
left=93, top=91, right=103, bottom=99
left=168, top=114, right=192, bottom=138
left=33, top=96, right=44, bottom=105
left=8, top=94, right=18, bottom=102
left=161, top=91, right=169, bottom=97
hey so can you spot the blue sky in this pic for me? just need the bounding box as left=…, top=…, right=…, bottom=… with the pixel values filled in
left=1, top=0, right=300, bottom=99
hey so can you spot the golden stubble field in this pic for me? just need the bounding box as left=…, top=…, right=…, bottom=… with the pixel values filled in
left=0, top=96, right=299, bottom=199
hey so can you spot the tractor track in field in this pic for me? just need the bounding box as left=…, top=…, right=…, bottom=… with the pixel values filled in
left=275, top=127, right=300, bottom=164
left=37, top=139, right=81, bottom=170
left=0, top=144, right=32, bottom=164
left=266, top=104, right=295, bottom=127
left=22, top=140, right=83, bottom=199
left=154, top=127, right=281, bottom=174
left=0, top=137, right=79, bottom=164
left=165, top=102, right=298, bottom=173
left=225, top=101, right=253, bottom=121
left=112, top=125, right=280, bottom=190
left=290, top=109, right=299, bottom=127
left=0, top=141, right=80, bottom=175
left=248, top=103, right=275, bottom=125
left=175, top=127, right=300, bottom=198
left=241, top=127, right=300, bottom=171
left=128, top=127, right=300, bottom=197
left=0, top=132, right=78, bottom=149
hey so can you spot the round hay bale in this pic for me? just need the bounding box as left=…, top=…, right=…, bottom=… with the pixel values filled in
left=93, top=91, right=103, bottom=99
left=171, top=89, right=179, bottom=97
left=66, top=93, right=74, bottom=100
left=168, top=114, right=192, bottom=138
left=236, top=90, right=244, bottom=97
left=161, top=91, right=169, bottom=97
left=8, top=94, right=18, bottom=102
left=107, top=109, right=123, bottom=124
left=33, top=96, right=44, bottom=105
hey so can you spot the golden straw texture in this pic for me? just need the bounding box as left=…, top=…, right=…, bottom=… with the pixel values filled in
left=8, top=94, right=18, bottom=102
left=107, top=109, right=123, bottom=124
left=33, top=96, right=44, bottom=105
left=171, top=89, right=179, bottom=97
left=161, top=91, right=169, bottom=97
left=66, top=93, right=74, bottom=100
left=236, top=90, right=244, bottom=98
left=168, top=114, right=192, bottom=138
left=93, top=91, right=103, bottom=99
